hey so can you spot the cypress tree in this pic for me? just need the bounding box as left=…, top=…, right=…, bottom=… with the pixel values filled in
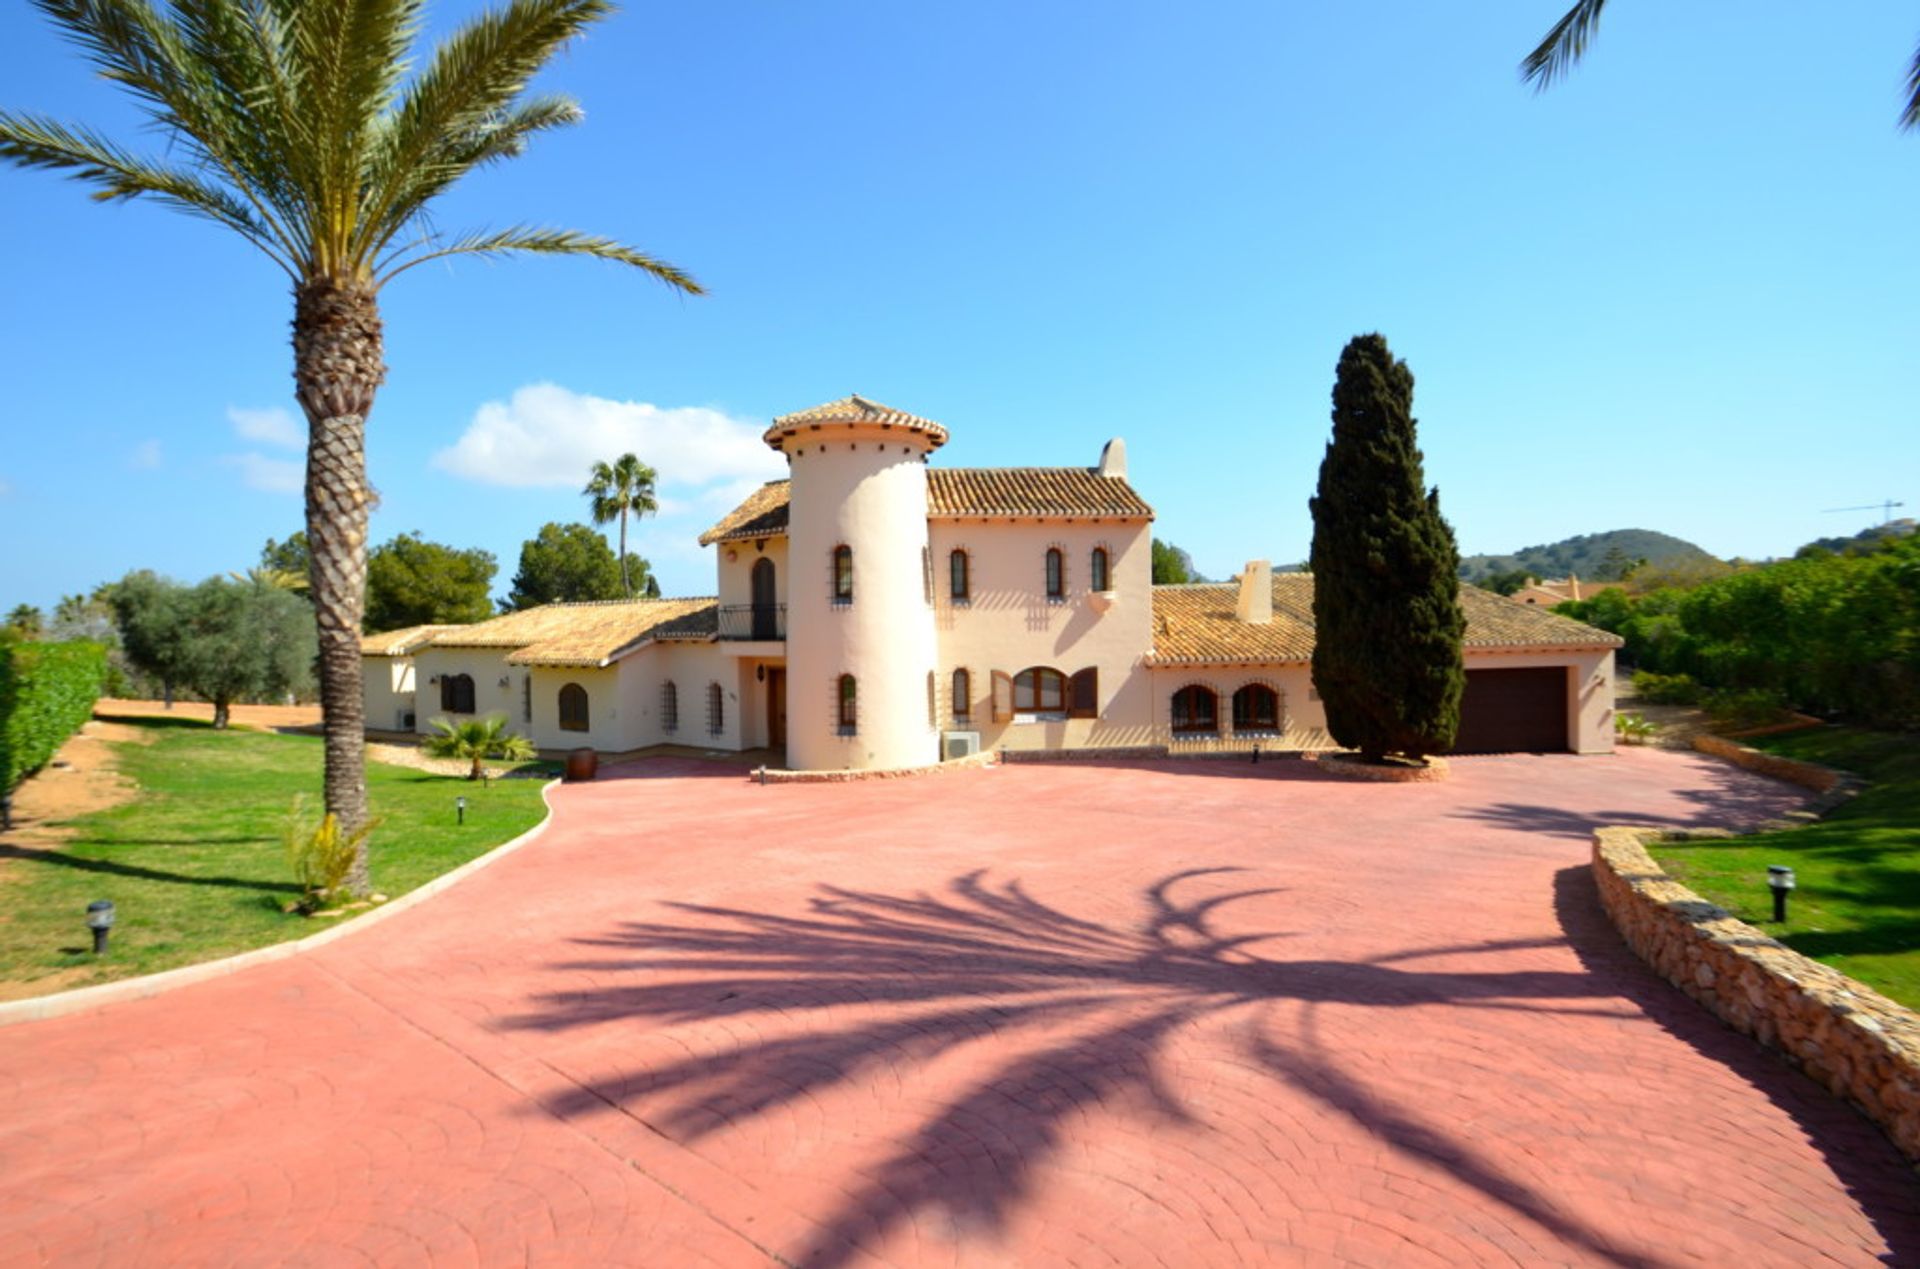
left=1308, top=334, right=1466, bottom=762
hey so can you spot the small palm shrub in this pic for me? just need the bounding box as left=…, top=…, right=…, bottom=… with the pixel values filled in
left=284, top=799, right=375, bottom=913
left=424, top=715, right=537, bottom=780
left=1615, top=712, right=1658, bottom=745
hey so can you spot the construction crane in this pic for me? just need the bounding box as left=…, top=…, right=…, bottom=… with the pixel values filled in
left=1821, top=499, right=1905, bottom=524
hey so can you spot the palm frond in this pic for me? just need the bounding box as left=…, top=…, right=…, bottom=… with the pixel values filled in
left=1520, top=0, right=1608, bottom=90
left=0, top=110, right=295, bottom=273
left=1902, top=36, right=1920, bottom=131
left=29, top=0, right=312, bottom=266
left=356, top=0, right=612, bottom=260
left=380, top=226, right=703, bottom=293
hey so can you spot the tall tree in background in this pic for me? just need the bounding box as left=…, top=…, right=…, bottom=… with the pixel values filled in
left=506, top=522, right=629, bottom=610
left=1308, top=334, right=1465, bottom=763
left=4, top=606, right=44, bottom=640
left=1, top=0, right=700, bottom=895
left=364, top=533, right=496, bottom=631
left=1521, top=1, right=1920, bottom=129
left=584, top=453, right=658, bottom=597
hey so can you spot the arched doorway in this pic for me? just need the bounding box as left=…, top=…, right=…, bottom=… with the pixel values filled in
left=750, top=557, right=778, bottom=639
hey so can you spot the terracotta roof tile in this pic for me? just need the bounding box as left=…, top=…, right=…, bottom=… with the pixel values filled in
left=1149, top=577, right=1622, bottom=665
left=929, top=468, right=1153, bottom=519
left=698, top=480, right=793, bottom=546
left=360, top=624, right=462, bottom=656
left=417, top=599, right=717, bottom=667
left=764, top=394, right=949, bottom=450
left=699, top=468, right=1153, bottom=544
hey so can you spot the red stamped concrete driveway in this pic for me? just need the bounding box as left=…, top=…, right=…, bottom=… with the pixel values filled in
left=4, top=749, right=1918, bottom=1267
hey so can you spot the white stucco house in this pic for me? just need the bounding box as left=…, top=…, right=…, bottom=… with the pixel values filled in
left=362, top=395, right=1623, bottom=770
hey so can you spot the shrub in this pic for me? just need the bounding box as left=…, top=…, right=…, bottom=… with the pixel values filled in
left=1706, top=687, right=1793, bottom=729
left=1632, top=671, right=1701, bottom=706
left=283, top=798, right=376, bottom=912
left=0, top=640, right=106, bottom=792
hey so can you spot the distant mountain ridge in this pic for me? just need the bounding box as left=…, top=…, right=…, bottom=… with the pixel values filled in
left=1458, top=529, right=1717, bottom=583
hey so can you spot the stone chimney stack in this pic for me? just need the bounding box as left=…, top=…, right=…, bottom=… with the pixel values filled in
left=1097, top=437, right=1127, bottom=479
left=1236, top=559, right=1273, bottom=624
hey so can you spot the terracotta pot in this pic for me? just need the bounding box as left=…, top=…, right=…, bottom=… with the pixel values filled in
left=564, top=747, right=598, bottom=782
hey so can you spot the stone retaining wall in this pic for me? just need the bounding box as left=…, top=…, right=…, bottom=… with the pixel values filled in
left=1591, top=826, right=1920, bottom=1160
left=1690, top=733, right=1862, bottom=818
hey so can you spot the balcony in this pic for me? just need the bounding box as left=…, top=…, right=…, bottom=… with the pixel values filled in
left=719, top=604, right=786, bottom=641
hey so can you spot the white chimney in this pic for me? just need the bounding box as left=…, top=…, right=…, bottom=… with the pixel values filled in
left=1097, top=437, right=1127, bottom=479
left=1236, top=559, right=1272, bottom=624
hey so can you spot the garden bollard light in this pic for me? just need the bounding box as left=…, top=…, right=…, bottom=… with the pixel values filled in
left=86, top=900, right=115, bottom=955
left=1251, top=743, right=1261, bottom=765
left=1768, top=865, right=1796, bottom=922
left=456, top=795, right=467, bottom=826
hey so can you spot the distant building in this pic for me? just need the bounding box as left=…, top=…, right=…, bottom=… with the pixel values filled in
left=363, top=396, right=1621, bottom=770
left=1510, top=575, right=1583, bottom=607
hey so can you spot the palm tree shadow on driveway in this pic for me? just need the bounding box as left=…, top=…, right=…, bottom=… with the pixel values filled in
left=499, top=867, right=1920, bottom=1268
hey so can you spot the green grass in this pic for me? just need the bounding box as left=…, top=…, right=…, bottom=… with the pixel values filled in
left=0, top=718, right=554, bottom=997
left=1647, top=726, right=1920, bottom=1009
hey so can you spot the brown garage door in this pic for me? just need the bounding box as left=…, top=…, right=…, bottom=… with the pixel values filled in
left=1452, top=667, right=1568, bottom=754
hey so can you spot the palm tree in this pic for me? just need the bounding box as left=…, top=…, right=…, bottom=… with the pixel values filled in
left=423, top=715, right=537, bottom=781
left=583, top=453, right=658, bottom=597
left=0, top=0, right=700, bottom=895
left=1522, top=1, right=1920, bottom=129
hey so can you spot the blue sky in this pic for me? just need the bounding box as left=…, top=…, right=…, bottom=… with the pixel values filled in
left=2, top=1, right=1916, bottom=612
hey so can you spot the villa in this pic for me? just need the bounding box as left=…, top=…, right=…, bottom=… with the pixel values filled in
left=361, top=395, right=1622, bottom=770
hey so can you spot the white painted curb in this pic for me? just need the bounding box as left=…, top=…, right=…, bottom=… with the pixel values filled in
left=0, top=779, right=562, bottom=1029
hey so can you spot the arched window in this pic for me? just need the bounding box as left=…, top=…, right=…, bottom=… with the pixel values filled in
left=1232, top=684, right=1279, bottom=734
left=441, top=673, right=475, bottom=714
left=838, top=674, right=857, bottom=733
left=707, top=682, right=725, bottom=736
left=1014, top=666, right=1068, bottom=714
left=952, top=668, right=972, bottom=723
left=949, top=549, right=970, bottom=602
left=832, top=545, right=854, bottom=602
left=1090, top=546, right=1111, bottom=593
left=1044, top=548, right=1065, bottom=600
left=558, top=683, right=590, bottom=732
left=661, top=680, right=679, bottom=733
left=1171, top=685, right=1219, bottom=734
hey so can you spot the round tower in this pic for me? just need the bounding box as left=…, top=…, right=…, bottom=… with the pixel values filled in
left=767, top=395, right=945, bottom=771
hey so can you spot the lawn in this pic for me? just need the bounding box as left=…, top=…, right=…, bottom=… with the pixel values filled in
left=1647, top=726, right=1920, bottom=1009
left=0, top=718, right=554, bottom=998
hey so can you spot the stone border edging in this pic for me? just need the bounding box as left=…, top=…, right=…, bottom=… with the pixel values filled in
left=1691, top=733, right=1863, bottom=820
left=754, top=749, right=998, bottom=783
left=1591, top=826, right=1920, bottom=1160
left=1312, top=753, right=1451, bottom=782
left=0, top=779, right=562, bottom=1029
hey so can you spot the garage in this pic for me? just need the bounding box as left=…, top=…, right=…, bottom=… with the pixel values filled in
left=1452, top=666, right=1570, bottom=754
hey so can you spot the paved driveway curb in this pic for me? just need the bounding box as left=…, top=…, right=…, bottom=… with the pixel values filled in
left=0, top=779, right=560, bottom=1029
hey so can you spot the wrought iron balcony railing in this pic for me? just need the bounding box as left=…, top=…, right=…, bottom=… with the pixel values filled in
left=718, top=603, right=786, bottom=641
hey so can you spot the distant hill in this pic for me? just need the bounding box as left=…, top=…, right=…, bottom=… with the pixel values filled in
left=1796, top=519, right=1915, bottom=558
left=1458, top=529, right=1718, bottom=583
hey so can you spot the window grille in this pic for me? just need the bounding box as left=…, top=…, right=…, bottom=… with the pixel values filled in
left=837, top=674, right=857, bottom=734
left=952, top=668, right=972, bottom=723
left=1090, top=547, right=1111, bottom=593
left=1044, top=548, right=1065, bottom=600
left=1171, top=685, right=1219, bottom=734
left=949, top=549, right=970, bottom=602
left=662, top=680, right=679, bottom=733
left=707, top=682, right=725, bottom=736
left=832, top=545, right=854, bottom=602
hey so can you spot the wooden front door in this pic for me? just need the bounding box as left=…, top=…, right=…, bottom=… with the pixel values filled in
left=767, top=668, right=786, bottom=748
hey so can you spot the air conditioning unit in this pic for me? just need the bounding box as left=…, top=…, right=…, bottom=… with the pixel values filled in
left=942, top=730, right=981, bottom=761
left=401, top=710, right=416, bottom=730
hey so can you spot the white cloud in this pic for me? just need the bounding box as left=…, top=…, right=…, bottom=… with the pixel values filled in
left=433, top=384, right=785, bottom=491
left=129, top=439, right=163, bottom=469
left=228, top=405, right=303, bottom=450
left=225, top=452, right=302, bottom=494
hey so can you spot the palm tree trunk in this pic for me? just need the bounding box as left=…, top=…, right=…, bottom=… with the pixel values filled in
left=618, top=508, right=631, bottom=596
left=293, top=279, right=386, bottom=896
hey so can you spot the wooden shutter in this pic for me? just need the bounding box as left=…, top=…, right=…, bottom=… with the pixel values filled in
left=1069, top=667, right=1099, bottom=719
left=991, top=670, right=1013, bottom=723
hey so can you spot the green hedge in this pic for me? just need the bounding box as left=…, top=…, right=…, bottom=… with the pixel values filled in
left=0, top=640, right=106, bottom=793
